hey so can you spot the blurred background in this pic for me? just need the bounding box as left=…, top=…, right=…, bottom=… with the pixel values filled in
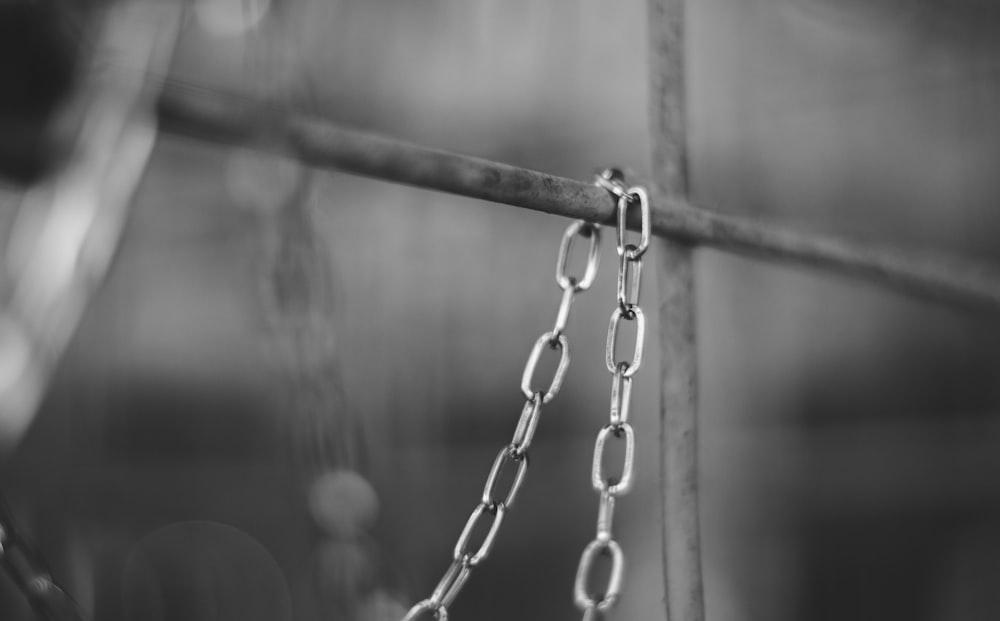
left=2, top=1, right=1000, bottom=620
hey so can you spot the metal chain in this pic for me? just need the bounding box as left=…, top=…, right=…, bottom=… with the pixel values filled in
left=572, top=169, right=651, bottom=620
left=401, top=218, right=602, bottom=621
left=0, top=498, right=85, bottom=621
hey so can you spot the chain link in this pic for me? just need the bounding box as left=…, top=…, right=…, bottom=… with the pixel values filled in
left=608, top=363, right=633, bottom=427
left=574, top=538, right=625, bottom=612
left=401, top=218, right=601, bottom=621
left=573, top=171, right=651, bottom=619
left=482, top=447, right=529, bottom=509
left=521, top=332, right=571, bottom=403
left=605, top=306, right=646, bottom=378
left=591, top=423, right=637, bottom=496
left=552, top=286, right=576, bottom=340
left=556, top=220, right=602, bottom=293
left=616, top=185, right=651, bottom=261
left=509, top=395, right=542, bottom=457
left=616, top=244, right=643, bottom=310
left=430, top=560, right=471, bottom=609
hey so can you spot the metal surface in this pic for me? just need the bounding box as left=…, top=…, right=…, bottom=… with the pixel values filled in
left=157, top=82, right=1000, bottom=315
left=401, top=219, right=601, bottom=621
left=556, top=221, right=602, bottom=292
left=648, top=2, right=706, bottom=621
left=617, top=246, right=644, bottom=309
left=595, top=490, right=616, bottom=542
left=482, top=447, right=529, bottom=510
left=453, top=502, right=506, bottom=567
left=618, top=186, right=652, bottom=260
left=509, top=397, right=542, bottom=457
left=552, top=287, right=577, bottom=340
left=430, top=560, right=471, bottom=610
left=402, top=598, right=449, bottom=621
left=609, top=363, right=634, bottom=427
left=592, top=423, right=637, bottom=496
left=606, top=306, right=647, bottom=377
left=520, top=332, right=571, bottom=403
left=573, top=538, right=625, bottom=612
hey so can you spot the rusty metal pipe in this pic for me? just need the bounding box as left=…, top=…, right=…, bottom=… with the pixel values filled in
left=157, top=81, right=1000, bottom=316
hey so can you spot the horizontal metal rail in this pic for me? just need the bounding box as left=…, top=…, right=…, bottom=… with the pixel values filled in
left=157, top=81, right=1000, bottom=316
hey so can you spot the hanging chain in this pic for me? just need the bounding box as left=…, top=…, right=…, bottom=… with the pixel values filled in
left=573, top=169, right=651, bottom=620
left=401, top=218, right=602, bottom=621
left=0, top=498, right=85, bottom=621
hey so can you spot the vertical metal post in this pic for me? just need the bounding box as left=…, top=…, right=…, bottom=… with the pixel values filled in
left=648, top=1, right=705, bottom=621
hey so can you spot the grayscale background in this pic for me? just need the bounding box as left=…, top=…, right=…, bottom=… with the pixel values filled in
left=2, top=1, right=1000, bottom=621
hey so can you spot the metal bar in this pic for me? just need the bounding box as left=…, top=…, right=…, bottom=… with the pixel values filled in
left=157, top=82, right=1000, bottom=316
left=648, top=1, right=705, bottom=621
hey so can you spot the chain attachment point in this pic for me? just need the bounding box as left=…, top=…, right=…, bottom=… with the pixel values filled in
left=616, top=186, right=651, bottom=260
left=594, top=168, right=628, bottom=200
